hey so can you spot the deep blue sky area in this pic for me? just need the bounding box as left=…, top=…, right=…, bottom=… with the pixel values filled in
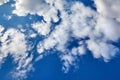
left=0, top=0, right=120, bottom=80
left=1, top=52, right=120, bottom=80
left=26, top=53, right=120, bottom=80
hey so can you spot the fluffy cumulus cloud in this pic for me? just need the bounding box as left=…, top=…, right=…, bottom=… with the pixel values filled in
left=0, top=0, right=120, bottom=79
left=13, top=0, right=59, bottom=22
left=32, top=21, right=51, bottom=36
left=94, top=0, right=120, bottom=22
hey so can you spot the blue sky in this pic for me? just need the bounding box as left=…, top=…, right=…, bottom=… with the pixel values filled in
left=0, top=0, right=120, bottom=80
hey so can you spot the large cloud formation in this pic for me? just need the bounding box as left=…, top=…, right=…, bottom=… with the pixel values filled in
left=0, top=0, right=120, bottom=79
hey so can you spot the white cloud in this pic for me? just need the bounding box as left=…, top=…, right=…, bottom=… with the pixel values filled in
left=3, top=14, right=12, bottom=20
left=71, top=45, right=86, bottom=56
left=0, top=28, right=33, bottom=79
left=12, top=55, right=34, bottom=80
left=70, top=2, right=96, bottom=38
left=87, top=40, right=119, bottom=61
left=94, top=0, right=120, bottom=42
left=95, top=15, right=120, bottom=41
left=32, top=21, right=51, bottom=36
left=0, top=0, right=9, bottom=6
left=60, top=54, right=76, bottom=73
left=0, top=28, right=27, bottom=57
left=13, top=0, right=59, bottom=22
left=94, top=0, right=120, bottom=22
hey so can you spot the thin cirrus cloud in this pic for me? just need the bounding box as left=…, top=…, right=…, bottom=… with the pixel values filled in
left=0, top=0, right=120, bottom=79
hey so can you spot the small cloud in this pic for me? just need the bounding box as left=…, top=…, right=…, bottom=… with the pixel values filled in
left=3, top=14, right=12, bottom=20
